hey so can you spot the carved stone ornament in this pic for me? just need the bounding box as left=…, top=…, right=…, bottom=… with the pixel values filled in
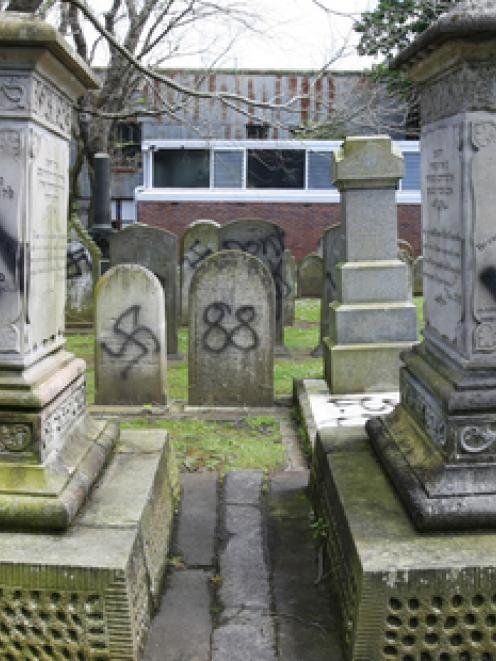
left=0, top=423, right=32, bottom=453
left=0, top=128, right=21, bottom=157
left=460, top=425, right=496, bottom=454
left=421, top=61, right=496, bottom=125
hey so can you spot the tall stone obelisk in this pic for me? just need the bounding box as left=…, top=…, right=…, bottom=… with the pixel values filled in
left=368, top=0, right=496, bottom=530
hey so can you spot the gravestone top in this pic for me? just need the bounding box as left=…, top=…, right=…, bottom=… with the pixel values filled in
left=332, top=136, right=404, bottom=190
left=0, top=13, right=98, bottom=89
left=392, top=1, right=496, bottom=73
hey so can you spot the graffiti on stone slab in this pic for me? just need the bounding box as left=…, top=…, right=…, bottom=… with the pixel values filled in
left=183, top=239, right=213, bottom=270
left=0, top=224, right=21, bottom=295
left=202, top=302, right=259, bottom=353
left=316, top=395, right=398, bottom=428
left=100, top=304, right=161, bottom=378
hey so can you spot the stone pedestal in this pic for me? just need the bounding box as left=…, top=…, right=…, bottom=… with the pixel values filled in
left=0, top=14, right=119, bottom=530
left=323, top=137, right=417, bottom=393
left=368, top=2, right=496, bottom=531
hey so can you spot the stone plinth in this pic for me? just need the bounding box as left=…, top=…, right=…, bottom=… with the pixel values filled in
left=0, top=429, right=179, bottom=660
left=311, top=425, right=496, bottom=660
left=323, top=136, right=417, bottom=393
left=188, top=250, right=275, bottom=407
left=0, top=14, right=118, bottom=530
left=368, top=1, right=496, bottom=531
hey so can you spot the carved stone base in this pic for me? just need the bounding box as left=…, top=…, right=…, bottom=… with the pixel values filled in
left=0, top=351, right=118, bottom=530
left=312, top=426, right=496, bottom=659
left=0, top=429, right=179, bottom=660
left=367, top=343, right=496, bottom=530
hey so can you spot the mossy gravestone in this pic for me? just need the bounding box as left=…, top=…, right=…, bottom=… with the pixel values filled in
left=180, top=219, right=220, bottom=325
left=95, top=264, right=166, bottom=405
left=282, top=249, right=296, bottom=326
left=109, top=224, right=180, bottom=357
left=188, top=250, right=275, bottom=406
left=220, top=218, right=287, bottom=353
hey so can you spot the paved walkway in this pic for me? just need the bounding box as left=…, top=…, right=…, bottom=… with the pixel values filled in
left=143, top=467, right=343, bottom=660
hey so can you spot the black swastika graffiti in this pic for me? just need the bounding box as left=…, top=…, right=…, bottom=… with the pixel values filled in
left=100, top=305, right=160, bottom=378
left=202, top=302, right=259, bottom=354
left=183, top=240, right=213, bottom=269
left=67, top=244, right=91, bottom=279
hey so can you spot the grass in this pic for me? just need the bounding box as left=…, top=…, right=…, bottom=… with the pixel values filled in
left=121, top=415, right=286, bottom=475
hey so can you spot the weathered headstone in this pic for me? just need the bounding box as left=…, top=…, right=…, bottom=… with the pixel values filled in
left=324, top=136, right=417, bottom=393
left=180, top=219, right=220, bottom=325
left=282, top=249, right=297, bottom=326
left=413, top=255, right=423, bottom=295
left=297, top=254, right=324, bottom=298
left=95, top=264, right=166, bottom=405
left=109, top=223, right=180, bottom=357
left=0, top=15, right=177, bottom=659
left=397, top=238, right=414, bottom=298
left=369, top=1, right=496, bottom=530
left=219, top=218, right=287, bottom=353
left=312, top=224, right=344, bottom=357
left=188, top=250, right=275, bottom=406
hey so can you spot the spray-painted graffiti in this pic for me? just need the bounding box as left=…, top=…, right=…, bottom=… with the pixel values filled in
left=202, top=302, right=259, bottom=353
left=0, top=224, right=21, bottom=296
left=183, top=240, right=213, bottom=270
left=222, top=229, right=290, bottom=322
left=67, top=243, right=92, bottom=279
left=101, top=305, right=160, bottom=378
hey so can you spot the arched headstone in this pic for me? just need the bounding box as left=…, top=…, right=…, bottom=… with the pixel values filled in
left=180, top=219, right=220, bottom=325
left=298, top=254, right=324, bottom=298
left=109, top=224, right=179, bottom=357
left=66, top=239, right=93, bottom=323
left=95, top=264, right=166, bottom=405
left=188, top=250, right=274, bottom=406
left=282, top=250, right=297, bottom=326
left=219, top=218, right=286, bottom=353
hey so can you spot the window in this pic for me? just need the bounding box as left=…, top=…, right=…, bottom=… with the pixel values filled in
left=214, top=151, right=243, bottom=188
left=403, top=152, right=421, bottom=191
left=246, top=124, right=269, bottom=139
left=153, top=149, right=210, bottom=187
left=110, top=121, right=142, bottom=168
left=307, top=151, right=335, bottom=189
left=247, top=150, right=305, bottom=189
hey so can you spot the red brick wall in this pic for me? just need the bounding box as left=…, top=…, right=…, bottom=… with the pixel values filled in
left=138, top=201, right=421, bottom=261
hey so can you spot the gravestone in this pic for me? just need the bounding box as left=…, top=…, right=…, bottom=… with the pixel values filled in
left=180, top=219, right=220, bottom=325
left=368, top=0, right=496, bottom=530
left=297, top=254, right=324, bottom=298
left=66, top=238, right=93, bottom=322
left=323, top=136, right=417, bottom=393
left=109, top=223, right=180, bottom=357
left=282, top=250, right=296, bottom=326
left=188, top=250, right=275, bottom=406
left=312, top=224, right=344, bottom=357
left=219, top=218, right=287, bottom=353
left=95, top=264, right=166, bottom=405
left=397, top=239, right=414, bottom=298
left=413, top=255, right=423, bottom=295
left=0, top=17, right=178, bottom=659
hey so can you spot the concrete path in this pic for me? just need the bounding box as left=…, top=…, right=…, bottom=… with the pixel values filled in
left=143, top=467, right=342, bottom=661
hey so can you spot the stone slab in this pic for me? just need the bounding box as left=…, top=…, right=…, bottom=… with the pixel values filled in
left=0, top=429, right=179, bottom=660
left=329, top=302, right=418, bottom=344
left=337, top=260, right=410, bottom=303
left=224, top=470, right=264, bottom=506
left=294, top=378, right=399, bottom=447
left=312, top=425, right=496, bottom=660
left=176, top=472, right=218, bottom=567
left=144, top=569, right=212, bottom=661
left=268, top=471, right=343, bottom=661
left=211, top=611, right=277, bottom=661
left=324, top=340, right=414, bottom=393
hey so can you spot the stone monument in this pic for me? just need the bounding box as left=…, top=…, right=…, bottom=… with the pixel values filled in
left=323, top=136, right=417, bottom=393
left=188, top=250, right=275, bottom=406
left=312, top=224, right=344, bottom=357
left=368, top=0, right=496, bottom=530
left=297, top=254, right=324, bottom=298
left=219, top=218, right=287, bottom=354
left=95, top=264, right=167, bottom=405
left=282, top=249, right=296, bottom=326
left=180, top=218, right=220, bottom=325
left=109, top=223, right=180, bottom=358
left=0, top=15, right=178, bottom=658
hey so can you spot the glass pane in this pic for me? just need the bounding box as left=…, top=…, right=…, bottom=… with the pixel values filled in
left=214, top=151, right=243, bottom=188
left=308, top=151, right=335, bottom=189
left=403, top=152, right=421, bottom=191
left=247, top=150, right=305, bottom=189
left=153, top=149, right=210, bottom=187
